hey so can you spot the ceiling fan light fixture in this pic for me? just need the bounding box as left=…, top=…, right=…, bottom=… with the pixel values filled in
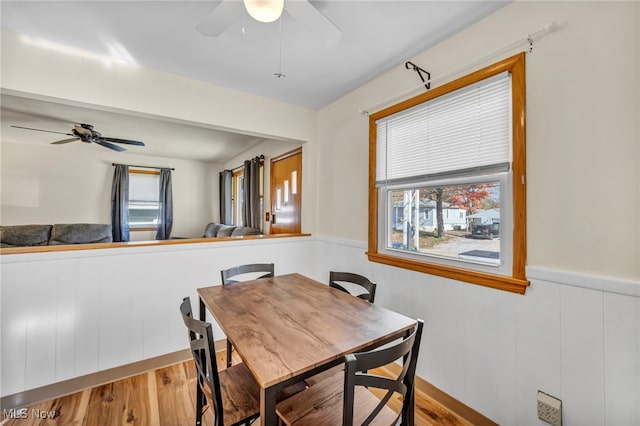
left=244, top=0, right=284, bottom=23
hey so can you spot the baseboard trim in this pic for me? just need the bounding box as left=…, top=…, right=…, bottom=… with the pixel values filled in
left=1, top=349, right=192, bottom=410
left=384, top=362, right=498, bottom=426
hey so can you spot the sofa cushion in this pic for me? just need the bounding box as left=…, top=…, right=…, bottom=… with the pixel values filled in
left=203, top=222, right=224, bottom=238
left=49, top=224, right=113, bottom=245
left=0, top=224, right=53, bottom=247
left=216, top=225, right=237, bottom=237
left=231, top=226, right=262, bottom=237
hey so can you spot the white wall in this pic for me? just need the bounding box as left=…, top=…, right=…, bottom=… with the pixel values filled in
left=0, top=31, right=315, bottom=146
left=317, top=1, right=639, bottom=282
left=0, top=140, right=217, bottom=238
left=315, top=2, right=640, bottom=425
left=315, top=237, right=639, bottom=426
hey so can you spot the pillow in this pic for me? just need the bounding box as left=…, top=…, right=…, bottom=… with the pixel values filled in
left=49, top=224, right=112, bottom=245
left=216, top=225, right=236, bottom=237
left=203, top=223, right=224, bottom=238
left=231, top=227, right=262, bottom=237
left=0, top=224, right=52, bottom=247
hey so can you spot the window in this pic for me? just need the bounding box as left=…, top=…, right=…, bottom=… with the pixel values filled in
left=230, top=161, right=264, bottom=228
left=232, top=169, right=245, bottom=226
left=128, top=169, right=160, bottom=229
left=368, top=53, right=528, bottom=294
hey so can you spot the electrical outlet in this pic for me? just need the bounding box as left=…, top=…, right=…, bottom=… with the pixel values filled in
left=537, top=390, right=562, bottom=426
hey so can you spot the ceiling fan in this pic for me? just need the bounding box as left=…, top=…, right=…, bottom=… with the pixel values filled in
left=10, top=123, right=145, bottom=152
left=197, top=0, right=342, bottom=43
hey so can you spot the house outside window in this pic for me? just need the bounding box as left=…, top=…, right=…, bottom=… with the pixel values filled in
left=368, top=53, right=528, bottom=294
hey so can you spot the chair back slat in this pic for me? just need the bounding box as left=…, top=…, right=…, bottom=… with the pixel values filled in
left=221, top=263, right=274, bottom=284
left=353, top=332, right=416, bottom=372
left=329, top=271, right=377, bottom=303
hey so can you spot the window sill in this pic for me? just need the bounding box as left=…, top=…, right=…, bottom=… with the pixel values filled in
left=366, top=251, right=529, bottom=294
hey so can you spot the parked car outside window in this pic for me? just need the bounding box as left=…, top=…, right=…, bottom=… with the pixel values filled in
left=471, top=223, right=500, bottom=239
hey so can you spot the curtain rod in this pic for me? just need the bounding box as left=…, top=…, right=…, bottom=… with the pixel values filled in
left=359, top=22, right=557, bottom=116
left=112, top=163, right=175, bottom=171
left=228, top=155, right=265, bottom=172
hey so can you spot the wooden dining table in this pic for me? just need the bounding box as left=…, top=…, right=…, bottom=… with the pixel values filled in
left=197, top=272, right=417, bottom=426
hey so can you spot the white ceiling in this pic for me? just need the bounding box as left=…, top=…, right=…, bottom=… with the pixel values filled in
left=0, top=0, right=509, bottom=161
left=1, top=93, right=266, bottom=161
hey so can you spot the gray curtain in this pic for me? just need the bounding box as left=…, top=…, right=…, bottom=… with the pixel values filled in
left=243, top=157, right=261, bottom=229
left=110, top=164, right=130, bottom=242
left=219, top=170, right=233, bottom=224
left=155, top=168, right=173, bottom=240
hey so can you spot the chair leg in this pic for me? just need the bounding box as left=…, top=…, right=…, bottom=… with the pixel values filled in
left=195, top=382, right=204, bottom=426
left=226, top=339, right=233, bottom=368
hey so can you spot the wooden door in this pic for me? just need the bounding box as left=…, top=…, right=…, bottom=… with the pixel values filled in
left=270, top=148, right=302, bottom=234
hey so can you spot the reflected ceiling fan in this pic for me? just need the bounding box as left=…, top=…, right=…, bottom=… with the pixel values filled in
left=10, top=123, right=145, bottom=152
left=197, top=0, right=342, bottom=43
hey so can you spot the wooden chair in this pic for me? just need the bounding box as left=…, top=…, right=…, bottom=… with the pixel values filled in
left=278, top=319, right=424, bottom=426
left=220, top=263, right=275, bottom=367
left=329, top=271, right=377, bottom=303
left=179, top=297, right=260, bottom=426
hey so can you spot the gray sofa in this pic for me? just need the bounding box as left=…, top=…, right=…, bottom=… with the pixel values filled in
left=0, top=223, right=113, bottom=247
left=203, top=222, right=262, bottom=238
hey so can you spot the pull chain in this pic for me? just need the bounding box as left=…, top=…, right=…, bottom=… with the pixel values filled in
left=241, top=4, right=246, bottom=35
left=274, top=16, right=286, bottom=78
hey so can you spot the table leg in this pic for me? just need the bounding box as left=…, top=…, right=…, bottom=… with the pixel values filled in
left=260, top=385, right=278, bottom=425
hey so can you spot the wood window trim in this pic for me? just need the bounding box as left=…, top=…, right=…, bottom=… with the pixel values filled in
left=129, top=168, right=160, bottom=176
left=367, top=53, right=529, bottom=295
left=130, top=227, right=157, bottom=232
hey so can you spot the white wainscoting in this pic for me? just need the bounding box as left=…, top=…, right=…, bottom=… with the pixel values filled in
left=0, top=236, right=317, bottom=398
left=2, top=235, right=639, bottom=426
left=314, top=236, right=640, bottom=426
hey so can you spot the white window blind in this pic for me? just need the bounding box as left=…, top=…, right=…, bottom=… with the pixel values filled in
left=376, top=71, right=512, bottom=185
left=129, top=173, right=159, bottom=202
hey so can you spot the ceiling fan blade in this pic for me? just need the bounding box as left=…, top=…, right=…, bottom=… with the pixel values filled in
left=101, top=137, right=145, bottom=146
left=285, top=0, right=342, bottom=44
left=51, top=138, right=79, bottom=145
left=94, top=139, right=127, bottom=152
left=11, top=125, right=74, bottom=136
left=196, top=0, right=242, bottom=37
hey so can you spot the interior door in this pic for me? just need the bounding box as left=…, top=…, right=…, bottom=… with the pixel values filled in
left=270, top=148, right=302, bottom=234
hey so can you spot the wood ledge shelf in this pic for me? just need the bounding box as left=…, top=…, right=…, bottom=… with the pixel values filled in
left=0, top=233, right=312, bottom=255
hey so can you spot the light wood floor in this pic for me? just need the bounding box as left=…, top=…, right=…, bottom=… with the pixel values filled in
left=1, top=352, right=470, bottom=426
